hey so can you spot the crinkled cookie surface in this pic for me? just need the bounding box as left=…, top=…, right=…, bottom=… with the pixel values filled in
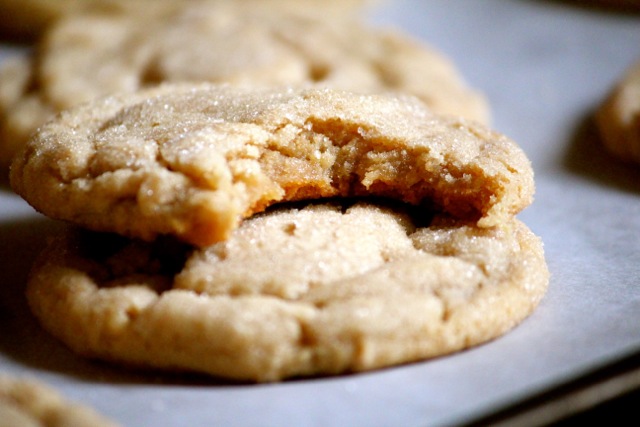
left=26, top=201, right=549, bottom=382
left=11, top=85, right=532, bottom=247
left=0, top=0, right=487, bottom=167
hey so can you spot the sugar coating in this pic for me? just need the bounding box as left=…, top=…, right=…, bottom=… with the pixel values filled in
left=0, top=0, right=487, bottom=167
left=26, top=202, right=549, bottom=382
left=596, top=59, right=640, bottom=164
left=11, top=84, right=533, bottom=247
left=0, top=375, right=119, bottom=427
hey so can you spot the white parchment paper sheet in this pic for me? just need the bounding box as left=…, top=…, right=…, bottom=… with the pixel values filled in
left=1, top=1, right=639, bottom=426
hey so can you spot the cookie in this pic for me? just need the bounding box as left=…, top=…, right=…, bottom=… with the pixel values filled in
left=596, top=60, right=640, bottom=164
left=0, top=55, right=57, bottom=171
left=25, top=201, right=549, bottom=382
left=0, top=375, right=119, bottom=427
left=0, top=0, right=488, bottom=167
left=11, top=85, right=532, bottom=247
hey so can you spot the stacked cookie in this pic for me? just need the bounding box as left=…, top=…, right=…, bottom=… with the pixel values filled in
left=5, top=1, right=548, bottom=382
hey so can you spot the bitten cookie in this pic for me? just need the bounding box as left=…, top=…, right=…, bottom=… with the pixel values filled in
left=596, top=60, right=640, bottom=164
left=11, top=85, right=531, bottom=247
left=26, top=201, right=549, bottom=382
left=0, top=375, right=119, bottom=427
left=0, top=0, right=488, bottom=167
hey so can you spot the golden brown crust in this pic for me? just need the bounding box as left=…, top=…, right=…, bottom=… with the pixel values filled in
left=11, top=85, right=531, bottom=247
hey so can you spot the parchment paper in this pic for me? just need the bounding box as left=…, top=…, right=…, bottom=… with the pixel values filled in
left=1, top=1, right=639, bottom=425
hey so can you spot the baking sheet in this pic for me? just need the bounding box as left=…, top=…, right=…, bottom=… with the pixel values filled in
left=1, top=0, right=639, bottom=425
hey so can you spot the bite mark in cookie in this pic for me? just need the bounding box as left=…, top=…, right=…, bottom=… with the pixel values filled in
left=11, top=85, right=533, bottom=247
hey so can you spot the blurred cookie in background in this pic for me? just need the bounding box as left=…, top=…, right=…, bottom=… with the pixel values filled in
left=0, top=0, right=488, bottom=169
left=0, top=0, right=369, bottom=42
left=0, top=375, right=120, bottom=427
left=596, top=60, right=640, bottom=164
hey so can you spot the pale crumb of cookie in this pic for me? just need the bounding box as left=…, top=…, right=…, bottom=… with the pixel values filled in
left=26, top=202, right=548, bottom=382
left=11, top=85, right=532, bottom=247
left=596, top=60, right=640, bottom=164
left=0, top=0, right=488, bottom=168
left=0, top=375, right=119, bottom=427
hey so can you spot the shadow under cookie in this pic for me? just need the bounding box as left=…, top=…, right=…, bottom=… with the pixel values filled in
left=0, top=217, right=223, bottom=386
left=532, top=0, right=640, bottom=14
left=563, top=112, right=640, bottom=194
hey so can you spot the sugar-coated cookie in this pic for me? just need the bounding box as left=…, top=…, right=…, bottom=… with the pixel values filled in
left=26, top=201, right=549, bottom=382
left=0, top=0, right=488, bottom=167
left=11, top=85, right=530, bottom=247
